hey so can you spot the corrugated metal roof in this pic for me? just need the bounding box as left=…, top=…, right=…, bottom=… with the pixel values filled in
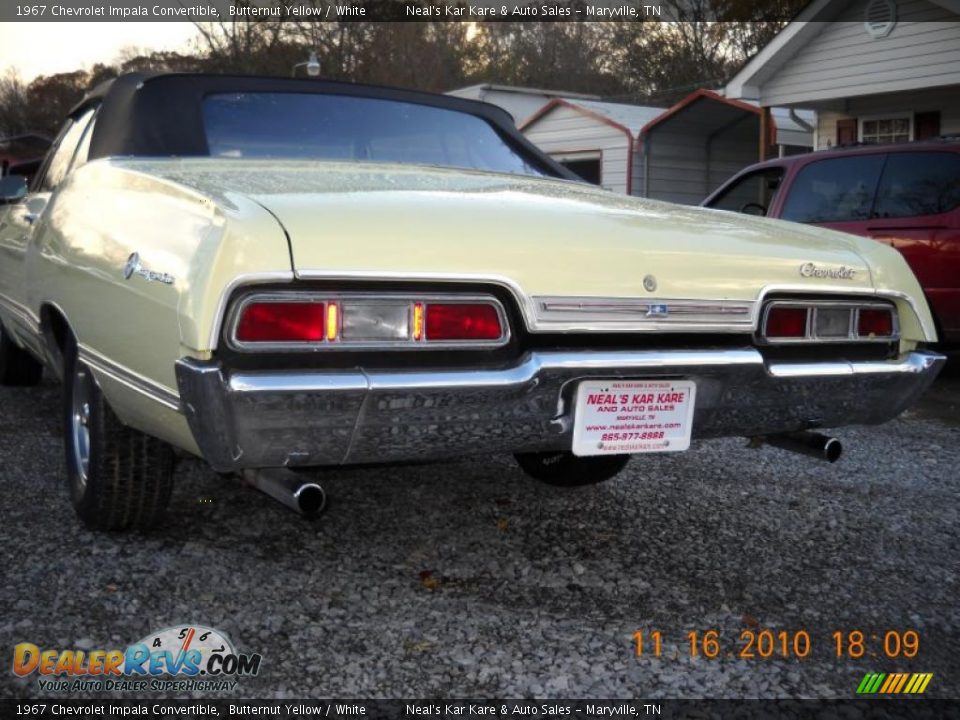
left=556, top=99, right=665, bottom=135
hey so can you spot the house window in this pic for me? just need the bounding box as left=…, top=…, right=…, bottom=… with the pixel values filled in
left=860, top=116, right=911, bottom=145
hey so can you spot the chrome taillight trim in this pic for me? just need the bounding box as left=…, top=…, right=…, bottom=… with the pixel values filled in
left=759, top=300, right=899, bottom=344
left=226, top=292, right=511, bottom=352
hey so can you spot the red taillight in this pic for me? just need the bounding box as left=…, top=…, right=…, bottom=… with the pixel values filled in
left=761, top=301, right=897, bottom=343
left=765, top=307, right=808, bottom=339
left=230, top=294, right=508, bottom=349
left=425, top=303, right=503, bottom=341
left=858, top=308, right=894, bottom=338
left=235, top=302, right=326, bottom=343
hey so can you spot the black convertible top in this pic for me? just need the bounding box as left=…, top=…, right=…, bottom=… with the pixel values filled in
left=73, top=73, right=572, bottom=178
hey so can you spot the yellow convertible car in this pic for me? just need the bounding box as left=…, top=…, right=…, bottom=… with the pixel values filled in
left=0, top=73, right=945, bottom=529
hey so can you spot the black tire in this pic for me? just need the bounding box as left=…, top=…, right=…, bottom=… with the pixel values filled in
left=63, top=337, right=175, bottom=530
left=0, top=322, right=43, bottom=386
left=514, top=451, right=630, bottom=487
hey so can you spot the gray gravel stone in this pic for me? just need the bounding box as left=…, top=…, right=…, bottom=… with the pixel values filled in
left=0, top=369, right=958, bottom=699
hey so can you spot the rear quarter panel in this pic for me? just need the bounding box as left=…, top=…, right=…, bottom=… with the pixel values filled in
left=26, top=160, right=293, bottom=451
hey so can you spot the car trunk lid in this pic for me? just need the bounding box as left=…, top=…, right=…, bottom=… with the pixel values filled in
left=119, top=159, right=876, bottom=304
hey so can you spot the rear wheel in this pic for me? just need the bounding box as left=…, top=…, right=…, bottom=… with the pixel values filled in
left=63, top=337, right=175, bottom=530
left=0, top=323, right=43, bottom=386
left=514, top=451, right=630, bottom=487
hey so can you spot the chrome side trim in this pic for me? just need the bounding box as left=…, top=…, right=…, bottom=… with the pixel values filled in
left=79, top=345, right=181, bottom=412
left=0, top=291, right=40, bottom=335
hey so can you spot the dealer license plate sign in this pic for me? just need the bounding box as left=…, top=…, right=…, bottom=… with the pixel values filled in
left=572, top=380, right=696, bottom=456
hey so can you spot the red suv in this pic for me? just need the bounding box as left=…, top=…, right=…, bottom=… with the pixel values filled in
left=703, top=141, right=960, bottom=345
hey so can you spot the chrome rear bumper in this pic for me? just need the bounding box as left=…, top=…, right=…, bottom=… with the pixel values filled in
left=175, top=349, right=945, bottom=472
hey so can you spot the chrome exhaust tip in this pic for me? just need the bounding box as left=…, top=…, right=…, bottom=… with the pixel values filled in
left=763, top=431, right=842, bottom=463
left=247, top=468, right=327, bottom=518
left=292, top=481, right=327, bottom=517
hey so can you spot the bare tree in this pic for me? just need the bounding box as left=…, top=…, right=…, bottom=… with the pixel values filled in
left=0, top=69, right=31, bottom=137
left=472, top=19, right=622, bottom=95
left=190, top=16, right=292, bottom=74
left=115, top=46, right=204, bottom=74
left=603, top=0, right=805, bottom=105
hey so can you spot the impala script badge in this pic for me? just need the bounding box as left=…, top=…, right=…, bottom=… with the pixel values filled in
left=123, top=253, right=174, bottom=285
left=799, top=262, right=857, bottom=280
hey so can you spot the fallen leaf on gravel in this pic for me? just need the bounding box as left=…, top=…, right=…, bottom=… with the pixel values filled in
left=742, top=614, right=759, bottom=628
left=405, top=640, right=434, bottom=652
left=104, top=584, right=118, bottom=593
left=496, top=518, right=509, bottom=531
left=418, top=570, right=439, bottom=590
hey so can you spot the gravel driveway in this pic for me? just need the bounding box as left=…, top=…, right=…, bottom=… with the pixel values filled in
left=1, top=363, right=958, bottom=700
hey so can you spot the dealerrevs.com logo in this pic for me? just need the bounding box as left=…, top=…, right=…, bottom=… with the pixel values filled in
left=12, top=625, right=262, bottom=692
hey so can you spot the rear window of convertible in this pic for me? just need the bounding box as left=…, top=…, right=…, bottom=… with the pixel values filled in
left=202, top=92, right=547, bottom=177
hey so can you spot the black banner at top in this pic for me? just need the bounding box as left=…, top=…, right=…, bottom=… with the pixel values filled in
left=0, top=0, right=868, bottom=24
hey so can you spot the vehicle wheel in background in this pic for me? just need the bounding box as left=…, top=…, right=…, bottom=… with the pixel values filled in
left=514, top=451, right=630, bottom=487
left=0, top=323, right=43, bottom=386
left=63, top=337, right=175, bottom=530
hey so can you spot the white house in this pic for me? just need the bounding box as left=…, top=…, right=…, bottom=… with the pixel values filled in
left=725, top=0, right=960, bottom=150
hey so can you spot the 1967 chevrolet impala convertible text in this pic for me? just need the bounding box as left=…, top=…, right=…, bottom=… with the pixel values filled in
left=0, top=73, right=946, bottom=529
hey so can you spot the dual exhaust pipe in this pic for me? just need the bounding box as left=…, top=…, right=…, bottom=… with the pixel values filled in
left=760, top=430, right=843, bottom=463
left=245, top=468, right=327, bottom=518
left=245, top=431, right=841, bottom=517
